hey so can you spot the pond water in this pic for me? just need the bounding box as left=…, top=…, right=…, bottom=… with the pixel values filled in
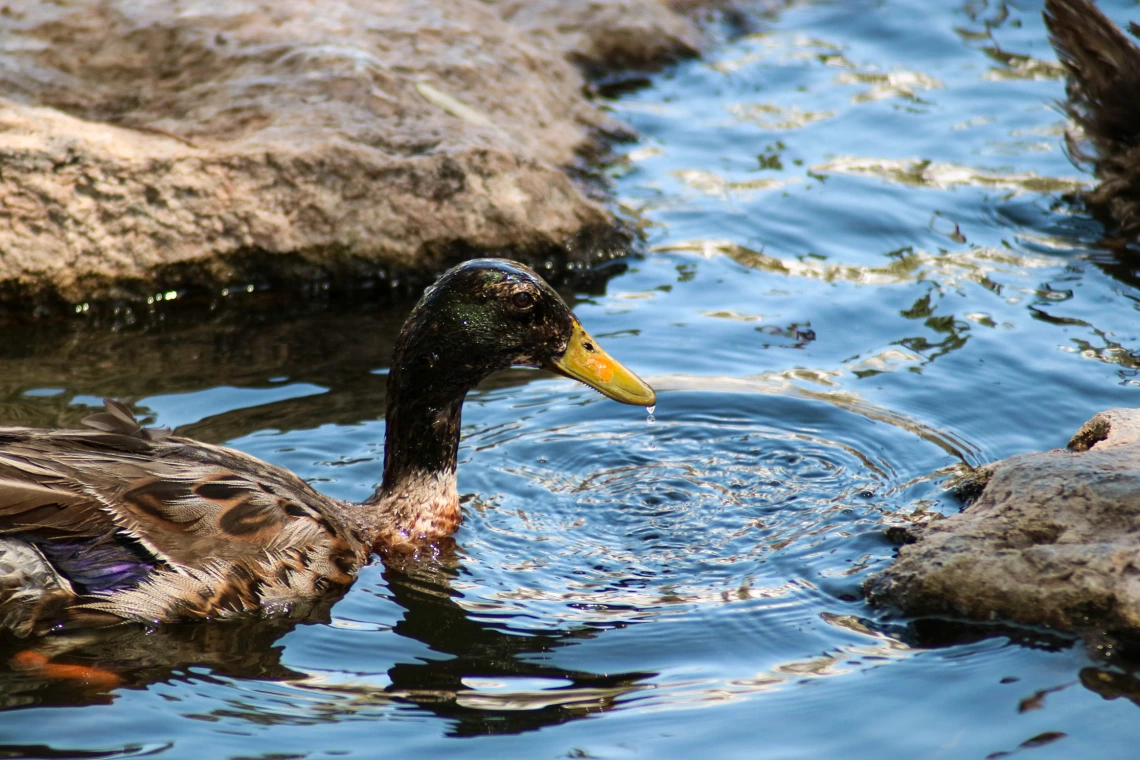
left=2, top=0, right=1140, bottom=757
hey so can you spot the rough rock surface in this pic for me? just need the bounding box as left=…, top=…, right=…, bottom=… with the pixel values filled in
left=0, top=0, right=740, bottom=308
left=867, top=408, right=1140, bottom=635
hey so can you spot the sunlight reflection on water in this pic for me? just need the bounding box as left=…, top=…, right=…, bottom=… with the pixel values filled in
left=1, top=0, right=1140, bottom=758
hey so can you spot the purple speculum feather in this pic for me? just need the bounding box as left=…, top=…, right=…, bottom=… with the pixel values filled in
left=30, top=537, right=155, bottom=592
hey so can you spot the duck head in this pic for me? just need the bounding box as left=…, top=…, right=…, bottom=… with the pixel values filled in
left=391, top=259, right=656, bottom=406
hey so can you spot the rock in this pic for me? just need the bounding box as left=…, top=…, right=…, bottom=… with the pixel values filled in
left=866, top=408, right=1140, bottom=636
left=487, top=1, right=700, bottom=75
left=1044, top=0, right=1140, bottom=238
left=1068, top=408, right=1140, bottom=451
left=0, top=0, right=739, bottom=310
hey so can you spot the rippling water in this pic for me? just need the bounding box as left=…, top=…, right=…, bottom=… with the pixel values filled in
left=2, top=0, right=1140, bottom=757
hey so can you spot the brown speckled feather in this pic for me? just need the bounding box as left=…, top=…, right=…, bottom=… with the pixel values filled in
left=0, top=402, right=368, bottom=630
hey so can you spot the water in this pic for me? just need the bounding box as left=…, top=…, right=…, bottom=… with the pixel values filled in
left=2, top=0, right=1139, bottom=757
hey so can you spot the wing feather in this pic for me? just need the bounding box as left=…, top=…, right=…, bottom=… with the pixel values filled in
left=0, top=400, right=367, bottom=627
left=0, top=409, right=353, bottom=570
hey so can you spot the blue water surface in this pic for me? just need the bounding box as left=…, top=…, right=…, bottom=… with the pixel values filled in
left=2, top=0, right=1139, bottom=758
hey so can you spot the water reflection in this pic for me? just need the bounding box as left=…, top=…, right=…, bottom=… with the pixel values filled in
left=0, top=302, right=408, bottom=434
left=0, top=559, right=654, bottom=738
left=1081, top=667, right=1140, bottom=707
left=813, top=157, right=1086, bottom=194
left=0, top=274, right=616, bottom=438
left=1084, top=242, right=1140, bottom=294
left=0, top=610, right=318, bottom=710
left=377, top=563, right=654, bottom=736
left=0, top=743, right=169, bottom=759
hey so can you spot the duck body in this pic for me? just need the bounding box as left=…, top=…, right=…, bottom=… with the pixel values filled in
left=0, top=259, right=655, bottom=635
left=0, top=413, right=367, bottom=633
left=1044, top=0, right=1140, bottom=236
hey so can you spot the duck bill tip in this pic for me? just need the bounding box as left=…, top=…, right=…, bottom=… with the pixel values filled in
left=545, top=322, right=657, bottom=407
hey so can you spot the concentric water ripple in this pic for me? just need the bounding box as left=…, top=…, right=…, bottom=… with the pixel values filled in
left=200, top=379, right=964, bottom=723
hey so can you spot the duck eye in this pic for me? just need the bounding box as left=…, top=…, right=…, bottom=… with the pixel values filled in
left=510, top=291, right=535, bottom=310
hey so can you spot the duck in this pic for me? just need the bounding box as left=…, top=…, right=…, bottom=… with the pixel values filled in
left=1044, top=0, right=1140, bottom=237
left=0, top=258, right=656, bottom=636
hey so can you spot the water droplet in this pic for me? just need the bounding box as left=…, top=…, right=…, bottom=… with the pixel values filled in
left=646, top=414, right=656, bottom=424
left=646, top=405, right=656, bottom=415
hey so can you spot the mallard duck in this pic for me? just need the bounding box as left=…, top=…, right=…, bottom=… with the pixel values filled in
left=1044, top=0, right=1140, bottom=236
left=0, top=259, right=655, bottom=635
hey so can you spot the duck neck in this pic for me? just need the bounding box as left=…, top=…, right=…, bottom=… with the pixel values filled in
left=361, top=359, right=473, bottom=549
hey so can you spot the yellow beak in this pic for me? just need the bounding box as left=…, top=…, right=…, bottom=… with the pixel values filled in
left=544, top=321, right=657, bottom=406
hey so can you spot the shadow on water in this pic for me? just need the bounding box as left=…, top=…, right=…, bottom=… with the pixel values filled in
left=1086, top=240, right=1140, bottom=292
left=0, top=558, right=653, bottom=740
left=899, top=617, right=1078, bottom=654
left=378, top=561, right=655, bottom=737
left=0, top=605, right=325, bottom=715
left=0, top=264, right=626, bottom=437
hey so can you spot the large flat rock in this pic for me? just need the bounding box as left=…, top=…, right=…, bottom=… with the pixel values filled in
left=867, top=409, right=1140, bottom=637
left=0, top=0, right=736, bottom=307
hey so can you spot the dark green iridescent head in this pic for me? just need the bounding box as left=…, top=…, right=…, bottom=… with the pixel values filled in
left=392, top=259, right=575, bottom=387
left=391, top=259, right=655, bottom=404
left=382, top=258, right=655, bottom=484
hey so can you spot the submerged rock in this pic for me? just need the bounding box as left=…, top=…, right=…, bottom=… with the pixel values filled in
left=867, top=409, right=1140, bottom=636
left=0, top=0, right=739, bottom=309
left=1044, top=0, right=1140, bottom=238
